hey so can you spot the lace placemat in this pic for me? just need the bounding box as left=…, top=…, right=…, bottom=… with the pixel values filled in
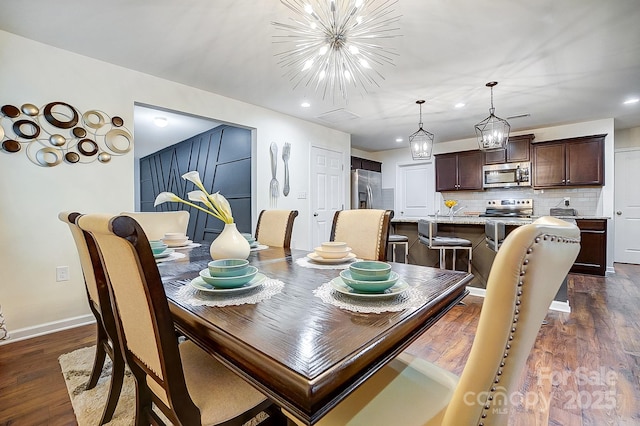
left=250, top=244, right=269, bottom=251
left=295, top=256, right=359, bottom=270
left=313, top=281, right=429, bottom=313
left=172, top=278, right=284, bottom=307
left=156, top=252, right=187, bottom=263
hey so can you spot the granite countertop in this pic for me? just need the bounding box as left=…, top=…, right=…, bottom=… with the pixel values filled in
left=392, top=215, right=609, bottom=226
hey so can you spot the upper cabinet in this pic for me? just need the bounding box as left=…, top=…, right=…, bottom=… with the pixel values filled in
left=532, top=134, right=605, bottom=188
left=351, top=156, right=382, bottom=172
left=483, top=134, right=534, bottom=165
left=435, top=150, right=483, bottom=191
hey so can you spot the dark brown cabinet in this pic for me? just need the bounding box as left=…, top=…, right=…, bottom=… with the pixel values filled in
left=484, top=134, right=534, bottom=165
left=435, top=150, right=483, bottom=191
left=351, top=156, right=382, bottom=172
left=532, top=134, right=605, bottom=188
left=571, top=219, right=607, bottom=276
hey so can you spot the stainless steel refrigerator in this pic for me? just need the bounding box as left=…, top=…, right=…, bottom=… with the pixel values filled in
left=351, top=169, right=383, bottom=209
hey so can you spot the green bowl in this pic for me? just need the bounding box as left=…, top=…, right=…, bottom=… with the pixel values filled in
left=349, top=261, right=392, bottom=281
left=149, top=241, right=168, bottom=255
left=339, top=270, right=399, bottom=293
left=207, top=259, right=250, bottom=277
left=199, top=265, right=258, bottom=288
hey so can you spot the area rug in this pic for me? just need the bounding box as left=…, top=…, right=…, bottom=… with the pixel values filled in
left=59, top=346, right=270, bottom=425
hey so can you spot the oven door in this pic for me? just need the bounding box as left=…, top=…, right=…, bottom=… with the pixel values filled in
left=482, top=162, right=531, bottom=188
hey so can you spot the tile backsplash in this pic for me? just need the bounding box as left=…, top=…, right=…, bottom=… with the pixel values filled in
left=439, top=187, right=602, bottom=216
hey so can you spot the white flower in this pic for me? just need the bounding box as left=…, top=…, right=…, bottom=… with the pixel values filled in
left=153, top=171, right=235, bottom=224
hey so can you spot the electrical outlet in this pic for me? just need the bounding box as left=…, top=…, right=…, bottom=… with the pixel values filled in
left=56, top=266, right=69, bottom=282
left=563, top=197, right=570, bottom=206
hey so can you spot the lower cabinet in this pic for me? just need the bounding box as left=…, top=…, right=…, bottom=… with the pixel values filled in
left=571, top=219, right=607, bottom=276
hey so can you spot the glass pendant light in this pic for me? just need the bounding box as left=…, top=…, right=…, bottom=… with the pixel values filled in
left=409, top=100, right=434, bottom=160
left=475, top=81, right=510, bottom=151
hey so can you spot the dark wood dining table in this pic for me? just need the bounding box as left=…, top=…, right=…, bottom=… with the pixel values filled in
left=158, top=244, right=472, bottom=425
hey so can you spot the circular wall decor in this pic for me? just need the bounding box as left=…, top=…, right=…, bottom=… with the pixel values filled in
left=35, top=147, right=63, bottom=167
left=111, top=116, right=124, bottom=127
left=49, top=134, right=66, bottom=147
left=104, top=128, right=133, bottom=154
left=43, top=102, right=79, bottom=129
left=78, top=138, right=99, bottom=156
left=82, top=110, right=107, bottom=129
left=72, top=127, right=87, bottom=138
left=65, top=152, right=80, bottom=163
left=2, top=140, right=21, bottom=153
left=1, top=105, right=20, bottom=118
left=21, top=103, right=40, bottom=116
left=98, top=152, right=112, bottom=163
left=13, top=120, right=40, bottom=139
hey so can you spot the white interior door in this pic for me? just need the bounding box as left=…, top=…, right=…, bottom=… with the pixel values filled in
left=395, top=162, right=435, bottom=218
left=311, top=147, right=344, bottom=249
left=615, top=149, right=640, bottom=264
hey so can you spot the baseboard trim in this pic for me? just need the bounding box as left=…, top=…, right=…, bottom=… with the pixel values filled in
left=0, top=314, right=95, bottom=346
left=466, top=286, right=571, bottom=313
left=606, top=266, right=616, bottom=275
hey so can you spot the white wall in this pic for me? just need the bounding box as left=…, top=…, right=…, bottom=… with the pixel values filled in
left=0, top=30, right=350, bottom=340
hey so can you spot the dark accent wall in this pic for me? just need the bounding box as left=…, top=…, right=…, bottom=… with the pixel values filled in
left=139, top=125, right=251, bottom=242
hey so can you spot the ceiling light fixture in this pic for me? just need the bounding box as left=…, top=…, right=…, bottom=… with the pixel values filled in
left=272, top=0, right=401, bottom=102
left=154, top=117, right=168, bottom=128
left=474, top=81, right=510, bottom=151
left=301, top=101, right=311, bottom=108
left=623, top=98, right=639, bottom=105
left=409, top=100, right=434, bottom=160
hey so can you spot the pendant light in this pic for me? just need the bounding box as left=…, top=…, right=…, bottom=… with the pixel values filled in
left=475, top=81, right=510, bottom=151
left=409, top=100, right=434, bottom=160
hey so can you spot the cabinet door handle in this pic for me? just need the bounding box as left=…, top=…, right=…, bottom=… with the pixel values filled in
left=616, top=211, right=622, bottom=215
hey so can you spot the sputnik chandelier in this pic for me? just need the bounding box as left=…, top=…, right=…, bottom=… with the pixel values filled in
left=272, top=0, right=401, bottom=102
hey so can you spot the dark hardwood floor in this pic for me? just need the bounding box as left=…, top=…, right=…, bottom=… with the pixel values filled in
left=1, top=264, right=639, bottom=425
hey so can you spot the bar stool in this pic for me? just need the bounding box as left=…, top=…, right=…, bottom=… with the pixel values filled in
left=388, top=234, right=409, bottom=263
left=417, top=219, right=472, bottom=273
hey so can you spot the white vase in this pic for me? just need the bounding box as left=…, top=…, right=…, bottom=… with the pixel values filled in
left=209, top=223, right=251, bottom=260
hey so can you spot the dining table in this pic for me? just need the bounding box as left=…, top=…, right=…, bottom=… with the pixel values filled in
left=157, top=243, right=472, bottom=425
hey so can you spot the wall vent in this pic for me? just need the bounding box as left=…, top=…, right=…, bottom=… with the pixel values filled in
left=316, top=108, right=360, bottom=123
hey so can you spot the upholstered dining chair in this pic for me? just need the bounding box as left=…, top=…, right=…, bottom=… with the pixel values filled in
left=330, top=209, right=394, bottom=261
left=58, top=212, right=125, bottom=425
left=254, top=210, right=299, bottom=248
left=120, top=210, right=190, bottom=241
left=76, top=214, right=283, bottom=425
left=306, top=216, right=581, bottom=426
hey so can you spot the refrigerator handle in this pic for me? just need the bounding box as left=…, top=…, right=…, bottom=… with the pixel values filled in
left=367, top=185, right=373, bottom=209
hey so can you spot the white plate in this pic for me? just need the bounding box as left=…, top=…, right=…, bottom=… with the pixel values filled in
left=307, top=252, right=357, bottom=264
left=164, top=239, right=192, bottom=248
left=153, top=248, right=175, bottom=259
left=330, top=277, right=409, bottom=299
left=190, top=273, right=266, bottom=293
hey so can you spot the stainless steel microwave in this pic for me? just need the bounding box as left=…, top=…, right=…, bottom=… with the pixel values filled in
left=482, top=162, right=531, bottom=188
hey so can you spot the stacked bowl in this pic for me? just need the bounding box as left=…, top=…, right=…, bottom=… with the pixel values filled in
left=241, top=233, right=259, bottom=249
left=339, top=261, right=399, bottom=293
left=198, top=259, right=258, bottom=288
left=162, top=232, right=190, bottom=248
left=149, top=240, right=173, bottom=259
left=309, top=242, right=355, bottom=263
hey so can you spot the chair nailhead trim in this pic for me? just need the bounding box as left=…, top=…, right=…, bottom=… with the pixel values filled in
left=477, top=230, right=580, bottom=425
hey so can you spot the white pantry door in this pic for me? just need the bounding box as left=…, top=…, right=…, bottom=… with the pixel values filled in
left=614, top=149, right=640, bottom=264
left=395, top=162, right=435, bottom=218
left=311, top=147, right=344, bottom=249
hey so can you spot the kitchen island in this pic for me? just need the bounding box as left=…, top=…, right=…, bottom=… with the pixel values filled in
left=390, top=215, right=602, bottom=308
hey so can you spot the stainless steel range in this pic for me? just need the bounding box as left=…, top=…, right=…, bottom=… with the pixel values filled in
left=479, top=198, right=533, bottom=218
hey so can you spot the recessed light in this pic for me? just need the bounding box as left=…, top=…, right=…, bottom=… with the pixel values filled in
left=623, top=98, right=639, bottom=105
left=154, top=117, right=168, bottom=127
left=454, top=102, right=465, bottom=109
left=395, top=138, right=403, bottom=143
left=301, top=101, right=311, bottom=108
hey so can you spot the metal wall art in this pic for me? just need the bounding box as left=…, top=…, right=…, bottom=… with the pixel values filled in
left=0, top=101, right=133, bottom=167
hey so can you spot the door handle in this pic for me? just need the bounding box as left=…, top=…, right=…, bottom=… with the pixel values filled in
left=616, top=211, right=622, bottom=215
left=313, top=212, right=319, bottom=217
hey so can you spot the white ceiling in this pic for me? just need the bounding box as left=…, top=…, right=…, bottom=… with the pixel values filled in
left=1, top=0, right=639, bottom=154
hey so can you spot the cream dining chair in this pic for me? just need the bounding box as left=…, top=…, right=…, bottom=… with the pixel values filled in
left=330, top=209, right=394, bottom=261
left=254, top=210, right=299, bottom=248
left=59, top=211, right=125, bottom=425
left=302, top=216, right=581, bottom=426
left=77, top=213, right=284, bottom=425
left=120, top=210, right=190, bottom=241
